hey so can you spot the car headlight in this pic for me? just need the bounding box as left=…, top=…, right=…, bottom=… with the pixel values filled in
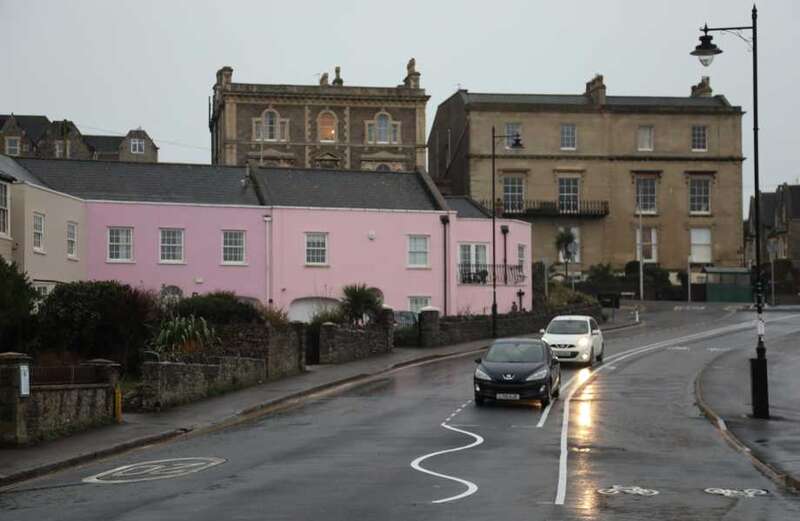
left=474, top=367, right=492, bottom=381
left=525, top=368, right=548, bottom=381
left=577, top=336, right=591, bottom=349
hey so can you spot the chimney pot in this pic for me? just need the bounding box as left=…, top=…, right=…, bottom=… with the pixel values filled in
left=584, top=74, right=606, bottom=105
left=691, top=76, right=713, bottom=97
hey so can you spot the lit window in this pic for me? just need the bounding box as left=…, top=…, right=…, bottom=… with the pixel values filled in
left=505, top=123, right=521, bottom=148
left=636, top=226, right=658, bottom=263
left=5, top=137, right=20, bottom=156
left=503, top=177, right=524, bottom=213
left=0, top=182, right=8, bottom=236
left=557, top=226, right=581, bottom=263
left=67, top=222, right=78, bottom=258
left=108, top=227, right=133, bottom=261
left=318, top=112, right=337, bottom=142
left=32, top=212, right=45, bottom=252
left=558, top=177, right=580, bottom=213
left=689, top=178, right=711, bottom=214
left=408, top=235, right=430, bottom=267
left=222, top=230, right=246, bottom=264
left=636, top=177, right=657, bottom=214
left=159, top=228, right=185, bottom=263
left=130, top=139, right=145, bottom=154
left=691, top=125, right=707, bottom=151
left=560, top=124, right=577, bottom=150
left=305, top=232, right=328, bottom=265
left=409, top=296, right=431, bottom=314
left=690, top=228, right=712, bottom=263
left=637, top=126, right=654, bottom=151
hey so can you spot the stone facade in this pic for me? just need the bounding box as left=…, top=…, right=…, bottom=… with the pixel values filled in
left=318, top=308, right=394, bottom=364
left=428, top=75, right=744, bottom=279
left=209, top=61, right=428, bottom=171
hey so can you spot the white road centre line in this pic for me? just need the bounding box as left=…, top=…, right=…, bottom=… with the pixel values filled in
left=410, top=422, right=485, bottom=504
left=553, top=314, right=800, bottom=506
left=536, top=403, right=552, bottom=428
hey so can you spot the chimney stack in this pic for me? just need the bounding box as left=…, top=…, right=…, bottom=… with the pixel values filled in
left=332, top=66, right=343, bottom=86
left=585, top=74, right=606, bottom=105
left=691, top=76, right=713, bottom=97
left=403, top=58, right=421, bottom=89
left=216, top=66, right=233, bottom=87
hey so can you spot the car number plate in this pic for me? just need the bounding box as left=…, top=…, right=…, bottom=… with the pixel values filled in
left=496, top=393, right=520, bottom=400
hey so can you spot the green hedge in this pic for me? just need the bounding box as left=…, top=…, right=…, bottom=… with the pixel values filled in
left=174, top=291, right=263, bottom=325
left=0, top=258, right=38, bottom=351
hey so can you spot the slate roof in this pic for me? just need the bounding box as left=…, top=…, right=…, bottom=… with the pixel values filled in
left=787, top=186, right=800, bottom=219
left=13, top=158, right=260, bottom=205
left=251, top=167, right=442, bottom=211
left=0, top=154, right=41, bottom=184
left=84, top=135, right=124, bottom=153
left=444, top=196, right=491, bottom=218
left=459, top=91, right=738, bottom=111
left=0, top=114, right=51, bottom=142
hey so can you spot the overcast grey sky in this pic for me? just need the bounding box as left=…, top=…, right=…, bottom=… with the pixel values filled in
left=1, top=0, right=798, bottom=210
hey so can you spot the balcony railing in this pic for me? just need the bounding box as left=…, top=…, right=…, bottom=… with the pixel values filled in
left=482, top=199, right=610, bottom=218
left=458, top=263, right=526, bottom=285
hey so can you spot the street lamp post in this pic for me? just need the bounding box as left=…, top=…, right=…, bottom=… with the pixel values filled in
left=691, top=5, right=768, bottom=418
left=491, top=126, right=523, bottom=338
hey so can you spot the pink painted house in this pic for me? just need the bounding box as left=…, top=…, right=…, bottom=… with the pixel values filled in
left=5, top=157, right=532, bottom=321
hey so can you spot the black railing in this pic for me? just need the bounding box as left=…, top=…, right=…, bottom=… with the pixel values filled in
left=483, top=199, right=610, bottom=218
left=30, top=365, right=105, bottom=385
left=458, top=263, right=526, bottom=285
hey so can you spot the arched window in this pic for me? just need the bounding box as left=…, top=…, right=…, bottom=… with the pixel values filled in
left=376, top=114, right=390, bottom=144
left=376, top=163, right=391, bottom=172
left=366, top=111, right=400, bottom=145
left=318, top=112, right=337, bottom=142
left=263, top=110, right=278, bottom=141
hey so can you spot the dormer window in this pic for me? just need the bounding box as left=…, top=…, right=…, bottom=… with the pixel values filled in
left=318, top=111, right=337, bottom=142
left=253, top=109, right=289, bottom=142
left=366, top=111, right=400, bottom=145
left=130, top=138, right=145, bottom=154
left=5, top=137, right=20, bottom=156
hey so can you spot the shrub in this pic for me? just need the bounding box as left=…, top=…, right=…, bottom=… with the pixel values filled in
left=175, top=291, right=263, bottom=325
left=0, top=258, right=38, bottom=351
left=341, top=283, right=383, bottom=326
left=586, top=263, right=616, bottom=286
left=35, top=281, right=160, bottom=371
left=153, top=315, right=218, bottom=354
left=547, top=283, right=598, bottom=308
left=394, top=325, right=419, bottom=347
left=260, top=305, right=290, bottom=328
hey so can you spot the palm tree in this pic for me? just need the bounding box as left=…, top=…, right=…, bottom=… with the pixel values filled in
left=554, top=229, right=576, bottom=282
left=341, top=283, right=383, bottom=326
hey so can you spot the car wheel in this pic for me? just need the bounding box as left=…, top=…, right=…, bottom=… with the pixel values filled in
left=474, top=395, right=485, bottom=406
left=597, top=344, right=604, bottom=362
left=552, top=378, right=560, bottom=399
left=587, top=348, right=595, bottom=368
left=541, top=384, right=551, bottom=408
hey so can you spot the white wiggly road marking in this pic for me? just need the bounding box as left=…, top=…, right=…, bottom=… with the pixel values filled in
left=536, top=403, right=552, bottom=428
left=410, top=422, right=485, bottom=504
left=554, top=314, right=800, bottom=506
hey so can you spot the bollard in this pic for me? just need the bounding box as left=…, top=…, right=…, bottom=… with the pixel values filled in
left=114, top=385, right=123, bottom=423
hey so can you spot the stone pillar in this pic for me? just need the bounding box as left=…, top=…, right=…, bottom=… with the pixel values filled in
left=290, top=321, right=307, bottom=372
left=377, top=306, right=394, bottom=352
left=319, top=322, right=338, bottom=364
left=418, top=307, right=440, bottom=348
left=81, top=359, right=121, bottom=387
left=0, top=352, right=32, bottom=446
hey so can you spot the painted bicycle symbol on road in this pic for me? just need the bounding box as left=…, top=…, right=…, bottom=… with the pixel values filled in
left=598, top=484, right=659, bottom=496
left=83, top=457, right=226, bottom=484
left=705, top=487, right=769, bottom=498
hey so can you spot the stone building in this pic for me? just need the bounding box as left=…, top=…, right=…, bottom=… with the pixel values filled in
left=0, top=114, right=158, bottom=162
left=209, top=60, right=428, bottom=171
left=746, top=185, right=800, bottom=269
left=428, top=75, right=744, bottom=279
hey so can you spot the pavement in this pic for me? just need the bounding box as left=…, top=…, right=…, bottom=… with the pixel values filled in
left=0, top=314, right=639, bottom=489
left=696, top=324, right=800, bottom=491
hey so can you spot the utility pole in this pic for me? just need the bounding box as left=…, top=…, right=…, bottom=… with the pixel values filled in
left=638, top=205, right=644, bottom=301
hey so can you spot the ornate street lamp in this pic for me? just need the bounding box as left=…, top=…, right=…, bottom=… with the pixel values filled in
left=491, top=127, right=523, bottom=337
left=691, top=5, right=768, bottom=418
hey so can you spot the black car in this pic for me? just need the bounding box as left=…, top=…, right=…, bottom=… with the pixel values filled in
left=474, top=338, right=560, bottom=406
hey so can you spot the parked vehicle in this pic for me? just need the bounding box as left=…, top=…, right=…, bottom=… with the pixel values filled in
left=473, top=338, right=560, bottom=407
left=540, top=315, right=604, bottom=366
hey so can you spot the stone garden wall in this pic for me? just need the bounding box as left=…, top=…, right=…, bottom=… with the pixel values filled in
left=317, top=308, right=394, bottom=364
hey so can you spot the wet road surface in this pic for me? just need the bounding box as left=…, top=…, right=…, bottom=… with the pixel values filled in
left=2, top=305, right=799, bottom=520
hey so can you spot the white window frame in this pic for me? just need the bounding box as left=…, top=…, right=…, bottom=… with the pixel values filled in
left=636, top=226, right=658, bottom=263
left=32, top=212, right=45, bottom=253
left=0, top=181, right=9, bottom=237
left=54, top=140, right=71, bottom=158
left=691, top=125, right=708, bottom=152
left=637, top=125, right=654, bottom=151
left=690, top=228, right=712, bottom=264
left=502, top=176, right=524, bottom=213
left=517, top=243, right=526, bottom=269
left=221, top=230, right=247, bottom=265
left=408, top=296, right=431, bottom=314
left=5, top=137, right=20, bottom=156
left=159, top=228, right=185, bottom=264
left=66, top=221, right=78, bottom=259
left=635, top=177, right=657, bottom=214
left=689, top=177, right=711, bottom=215
left=366, top=111, right=400, bottom=145
left=407, top=234, right=430, bottom=268
left=305, top=232, right=328, bottom=266
left=560, top=123, right=577, bottom=150
left=558, top=176, right=580, bottom=213
left=504, top=122, right=521, bottom=148
left=459, top=243, right=488, bottom=267
left=107, top=226, right=134, bottom=263
left=557, top=226, right=581, bottom=263
left=130, top=138, right=145, bottom=154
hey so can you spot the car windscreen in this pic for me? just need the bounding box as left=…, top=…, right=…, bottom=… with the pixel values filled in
left=547, top=320, right=589, bottom=334
left=484, top=342, right=545, bottom=363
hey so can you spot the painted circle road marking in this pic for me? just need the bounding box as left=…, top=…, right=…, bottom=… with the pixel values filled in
left=597, top=485, right=659, bottom=496
left=705, top=488, right=769, bottom=498
left=83, top=457, right=226, bottom=484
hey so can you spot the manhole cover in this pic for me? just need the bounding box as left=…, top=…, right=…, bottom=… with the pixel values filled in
left=83, top=457, right=226, bottom=484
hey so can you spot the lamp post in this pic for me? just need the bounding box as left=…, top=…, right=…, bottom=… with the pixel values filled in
left=691, top=5, right=768, bottom=418
left=491, top=126, right=523, bottom=337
